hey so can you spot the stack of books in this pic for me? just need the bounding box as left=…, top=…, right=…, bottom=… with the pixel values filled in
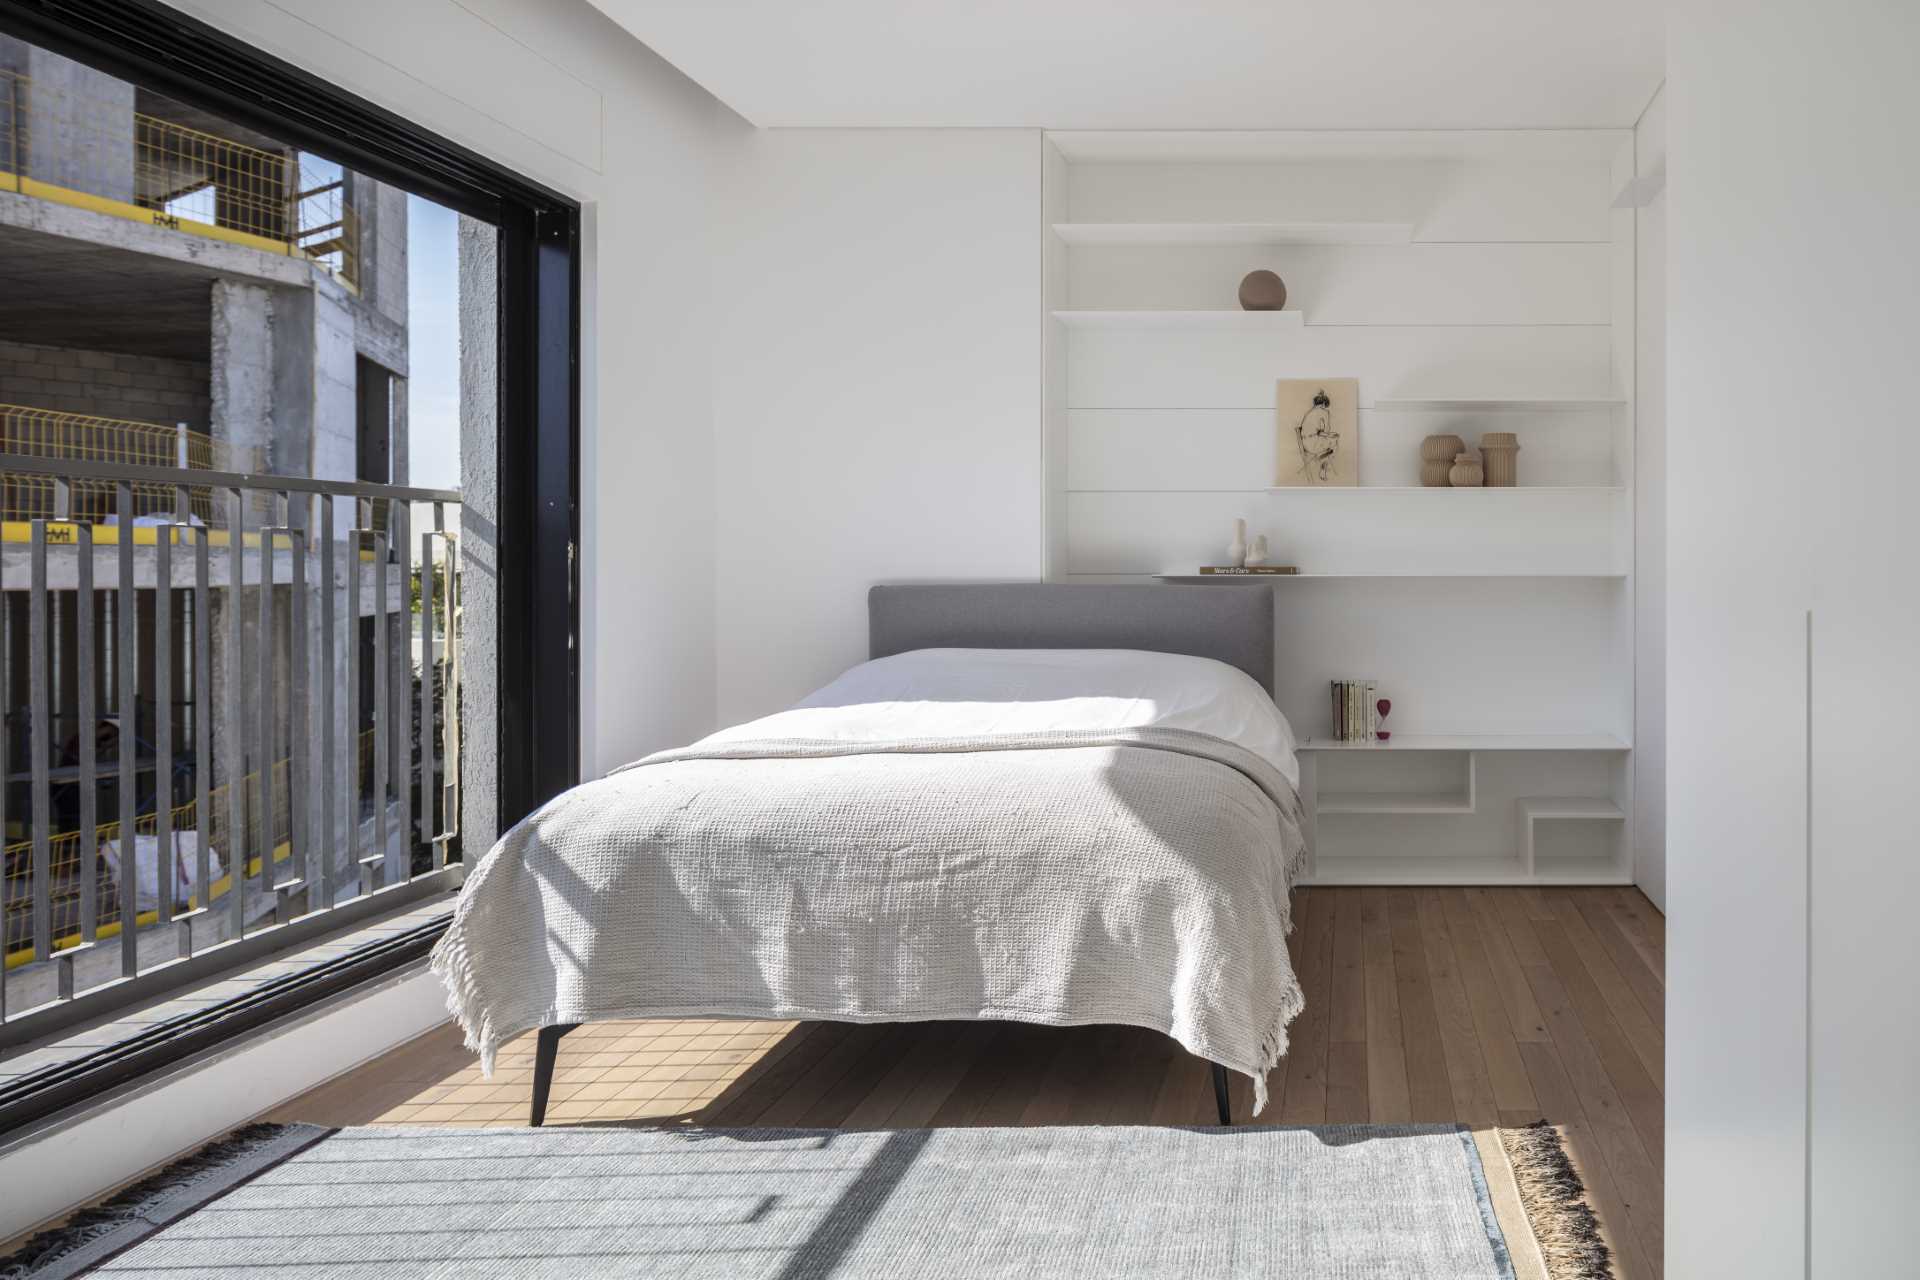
left=1331, top=679, right=1380, bottom=742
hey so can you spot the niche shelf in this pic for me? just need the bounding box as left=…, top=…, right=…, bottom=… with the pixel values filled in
left=1153, top=572, right=1629, bottom=582
left=1051, top=221, right=1414, bottom=246
left=1372, top=396, right=1626, bottom=412
left=1051, top=309, right=1305, bottom=330
left=1520, top=797, right=1630, bottom=883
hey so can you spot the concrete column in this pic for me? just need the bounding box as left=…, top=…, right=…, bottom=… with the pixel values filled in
left=0, top=39, right=136, bottom=202
left=456, top=214, right=498, bottom=851
left=209, top=281, right=275, bottom=477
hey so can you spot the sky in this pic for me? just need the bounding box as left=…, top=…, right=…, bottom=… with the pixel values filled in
left=405, top=195, right=462, bottom=491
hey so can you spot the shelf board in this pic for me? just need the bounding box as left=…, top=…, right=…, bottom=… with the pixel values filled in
left=1051, top=309, right=1305, bottom=330
left=1152, top=572, right=1628, bottom=582
left=1373, top=396, right=1626, bottom=412
left=1259, top=485, right=1624, bottom=495
left=1318, top=791, right=1473, bottom=815
left=1520, top=796, right=1628, bottom=820
left=1301, top=856, right=1536, bottom=887
left=1300, top=733, right=1630, bottom=752
left=1052, top=221, right=1413, bottom=246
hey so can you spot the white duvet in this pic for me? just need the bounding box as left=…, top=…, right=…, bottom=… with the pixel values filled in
left=702, top=647, right=1300, bottom=790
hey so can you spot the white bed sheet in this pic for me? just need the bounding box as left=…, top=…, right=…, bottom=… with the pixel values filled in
left=699, top=647, right=1299, bottom=790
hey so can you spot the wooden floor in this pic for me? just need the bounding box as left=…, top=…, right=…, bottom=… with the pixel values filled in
left=273, top=886, right=1665, bottom=1277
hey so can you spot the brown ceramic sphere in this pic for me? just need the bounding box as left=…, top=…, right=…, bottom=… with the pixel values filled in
left=1238, top=270, right=1288, bottom=311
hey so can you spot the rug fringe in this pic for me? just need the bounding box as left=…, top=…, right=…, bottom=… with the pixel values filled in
left=1496, top=1121, right=1615, bottom=1280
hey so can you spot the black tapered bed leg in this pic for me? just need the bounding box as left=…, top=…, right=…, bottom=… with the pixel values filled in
left=530, top=1023, right=579, bottom=1126
left=1211, top=1062, right=1233, bottom=1126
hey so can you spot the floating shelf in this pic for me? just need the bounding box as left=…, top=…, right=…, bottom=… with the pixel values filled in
left=1051, top=221, right=1414, bottom=246
left=1300, top=733, right=1629, bottom=752
left=1259, top=485, right=1624, bottom=495
left=1372, top=396, right=1626, bottom=412
left=1318, top=791, right=1474, bottom=815
left=1152, top=572, right=1629, bottom=582
left=1519, top=796, right=1628, bottom=819
left=1301, top=856, right=1536, bottom=887
left=1051, top=309, right=1305, bottom=330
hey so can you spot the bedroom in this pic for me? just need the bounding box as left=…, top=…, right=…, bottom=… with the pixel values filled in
left=0, top=2, right=1909, bottom=1277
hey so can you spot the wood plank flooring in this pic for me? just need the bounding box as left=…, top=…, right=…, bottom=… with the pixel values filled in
left=270, top=886, right=1665, bottom=1276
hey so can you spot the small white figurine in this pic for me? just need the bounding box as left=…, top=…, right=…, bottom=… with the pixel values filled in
left=1246, top=534, right=1270, bottom=567
left=1228, top=518, right=1247, bottom=567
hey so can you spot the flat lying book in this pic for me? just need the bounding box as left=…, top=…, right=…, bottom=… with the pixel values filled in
left=1198, top=565, right=1299, bottom=575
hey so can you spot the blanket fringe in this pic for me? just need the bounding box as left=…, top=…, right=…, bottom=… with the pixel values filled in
left=428, top=924, right=500, bottom=1075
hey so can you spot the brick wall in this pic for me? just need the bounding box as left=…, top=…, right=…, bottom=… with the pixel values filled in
left=0, top=339, right=211, bottom=429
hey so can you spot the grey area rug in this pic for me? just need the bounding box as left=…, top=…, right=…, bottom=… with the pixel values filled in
left=4, top=1123, right=1592, bottom=1279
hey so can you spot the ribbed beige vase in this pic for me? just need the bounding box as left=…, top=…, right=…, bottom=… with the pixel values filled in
left=1449, top=451, right=1485, bottom=487
left=1420, top=434, right=1466, bottom=487
left=1480, top=432, right=1521, bottom=487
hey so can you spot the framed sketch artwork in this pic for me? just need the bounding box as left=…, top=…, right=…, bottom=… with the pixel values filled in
left=1275, top=378, right=1358, bottom=486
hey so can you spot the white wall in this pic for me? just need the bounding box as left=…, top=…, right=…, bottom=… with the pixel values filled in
left=1669, top=2, right=1920, bottom=1274
left=161, top=0, right=747, bottom=776
left=1633, top=84, right=1667, bottom=910
left=711, top=130, right=1046, bottom=722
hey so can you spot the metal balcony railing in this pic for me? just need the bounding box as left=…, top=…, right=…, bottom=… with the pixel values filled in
left=1, top=404, right=224, bottom=525
left=0, top=452, right=461, bottom=1038
left=0, top=68, right=360, bottom=288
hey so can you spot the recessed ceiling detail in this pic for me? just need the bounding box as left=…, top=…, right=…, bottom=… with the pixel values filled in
left=587, top=0, right=1664, bottom=131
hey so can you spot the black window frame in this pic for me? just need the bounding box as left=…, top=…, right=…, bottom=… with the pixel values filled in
left=0, top=0, right=580, bottom=1131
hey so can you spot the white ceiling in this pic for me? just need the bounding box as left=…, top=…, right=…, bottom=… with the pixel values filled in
left=587, top=0, right=1666, bottom=131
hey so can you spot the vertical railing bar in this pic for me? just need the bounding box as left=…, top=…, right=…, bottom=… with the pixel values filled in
left=346, top=504, right=364, bottom=895
left=419, top=527, right=436, bottom=856
left=0, top=528, right=6, bottom=1020
left=373, top=516, right=391, bottom=886
left=226, top=487, right=246, bottom=940
left=288, top=497, right=310, bottom=909
left=185, top=486, right=211, bottom=928
left=154, top=496, right=173, bottom=929
left=76, top=514, right=97, bottom=946
left=115, top=482, right=136, bottom=978
left=392, top=501, right=411, bottom=882
left=444, top=530, right=459, bottom=845
left=319, top=495, right=336, bottom=910
left=29, top=519, right=52, bottom=963
left=258, top=494, right=278, bottom=909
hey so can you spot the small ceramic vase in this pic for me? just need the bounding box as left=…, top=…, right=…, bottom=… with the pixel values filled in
left=1420, top=434, right=1466, bottom=487
left=1480, top=432, right=1520, bottom=487
left=1238, top=270, right=1287, bottom=311
left=1228, top=517, right=1247, bottom=567
left=1449, top=451, right=1485, bottom=488
left=1246, top=534, right=1269, bottom=567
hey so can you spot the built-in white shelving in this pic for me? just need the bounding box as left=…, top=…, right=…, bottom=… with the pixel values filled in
left=1043, top=128, right=1638, bottom=886
left=1050, top=309, right=1304, bottom=330
left=1051, top=221, right=1414, bottom=246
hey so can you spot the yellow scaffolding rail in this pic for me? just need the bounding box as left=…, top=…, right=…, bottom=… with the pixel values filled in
left=0, top=67, right=359, bottom=287
left=1, top=403, right=224, bottom=524
left=2, top=731, right=380, bottom=968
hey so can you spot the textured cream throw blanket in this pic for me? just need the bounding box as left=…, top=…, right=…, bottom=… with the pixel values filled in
left=432, top=727, right=1309, bottom=1112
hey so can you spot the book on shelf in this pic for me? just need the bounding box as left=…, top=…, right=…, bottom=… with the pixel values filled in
left=1197, top=565, right=1299, bottom=575
left=1330, top=678, right=1382, bottom=742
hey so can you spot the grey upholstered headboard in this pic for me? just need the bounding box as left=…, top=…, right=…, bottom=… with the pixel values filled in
left=868, top=583, right=1275, bottom=697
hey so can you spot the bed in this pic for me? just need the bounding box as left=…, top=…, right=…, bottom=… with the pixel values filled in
left=431, top=583, right=1308, bottom=1126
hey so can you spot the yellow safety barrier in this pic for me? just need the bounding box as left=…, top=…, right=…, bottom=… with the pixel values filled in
left=0, top=68, right=359, bottom=288
left=2, top=732, right=380, bottom=968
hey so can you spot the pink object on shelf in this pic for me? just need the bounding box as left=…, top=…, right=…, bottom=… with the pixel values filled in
left=1375, top=697, right=1391, bottom=742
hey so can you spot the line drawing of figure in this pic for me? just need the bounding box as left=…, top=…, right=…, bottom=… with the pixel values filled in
left=1295, top=387, right=1340, bottom=483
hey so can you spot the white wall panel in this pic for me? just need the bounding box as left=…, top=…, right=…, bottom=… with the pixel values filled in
left=1068, top=324, right=1614, bottom=408
left=713, top=130, right=1045, bottom=723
